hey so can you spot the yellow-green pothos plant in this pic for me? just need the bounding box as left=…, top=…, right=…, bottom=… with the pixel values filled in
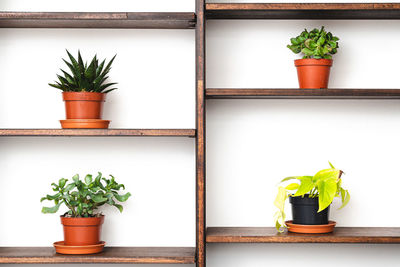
left=274, top=162, right=350, bottom=232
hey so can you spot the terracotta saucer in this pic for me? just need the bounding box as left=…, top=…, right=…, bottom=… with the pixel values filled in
left=60, top=119, right=110, bottom=129
left=53, top=241, right=105, bottom=254
left=286, top=220, right=336, bottom=234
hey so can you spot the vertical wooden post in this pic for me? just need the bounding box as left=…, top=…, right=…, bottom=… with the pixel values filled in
left=195, top=0, right=206, bottom=266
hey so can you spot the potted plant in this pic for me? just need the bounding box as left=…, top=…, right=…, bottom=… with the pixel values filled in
left=49, top=50, right=117, bottom=129
left=287, top=26, right=339, bottom=89
left=41, top=172, right=131, bottom=254
left=273, top=162, right=350, bottom=233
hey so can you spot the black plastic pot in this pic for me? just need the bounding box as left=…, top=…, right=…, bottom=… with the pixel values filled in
left=289, top=195, right=330, bottom=225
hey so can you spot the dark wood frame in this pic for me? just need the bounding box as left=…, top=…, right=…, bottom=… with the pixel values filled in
left=1, top=2, right=400, bottom=266
left=0, top=12, right=195, bottom=29
left=196, top=0, right=206, bottom=266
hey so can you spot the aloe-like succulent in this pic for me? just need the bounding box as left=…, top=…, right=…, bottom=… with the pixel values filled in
left=49, top=50, right=117, bottom=93
left=287, top=26, right=339, bottom=59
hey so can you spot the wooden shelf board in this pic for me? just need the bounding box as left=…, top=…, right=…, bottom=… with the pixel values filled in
left=0, top=247, right=196, bottom=264
left=0, top=12, right=196, bottom=29
left=206, top=89, right=400, bottom=99
left=206, top=3, right=400, bottom=19
left=0, top=129, right=196, bottom=137
left=207, top=227, right=400, bottom=243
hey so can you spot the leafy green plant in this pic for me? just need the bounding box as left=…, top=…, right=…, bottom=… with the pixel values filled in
left=49, top=50, right=117, bottom=93
left=274, top=162, right=350, bottom=232
left=41, top=172, right=131, bottom=217
left=287, top=26, right=339, bottom=59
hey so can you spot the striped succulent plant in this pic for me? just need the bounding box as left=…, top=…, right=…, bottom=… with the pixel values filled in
left=49, top=50, right=117, bottom=93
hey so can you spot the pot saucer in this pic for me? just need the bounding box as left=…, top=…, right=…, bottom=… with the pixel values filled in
left=53, top=241, right=105, bottom=254
left=60, top=119, right=110, bottom=129
left=286, top=220, right=336, bottom=234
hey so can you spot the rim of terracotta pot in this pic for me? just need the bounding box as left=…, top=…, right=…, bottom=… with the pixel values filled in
left=294, top=58, right=333, bottom=67
left=61, top=215, right=105, bottom=226
left=62, top=92, right=105, bottom=101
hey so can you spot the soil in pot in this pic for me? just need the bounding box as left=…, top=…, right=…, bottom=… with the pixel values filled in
left=61, top=215, right=104, bottom=246
left=289, top=195, right=330, bottom=225
left=295, top=59, right=332, bottom=89
left=63, top=92, right=105, bottom=119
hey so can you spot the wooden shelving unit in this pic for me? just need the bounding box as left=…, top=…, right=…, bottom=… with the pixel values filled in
left=0, top=129, right=196, bottom=137
left=199, top=2, right=400, bottom=266
left=0, top=6, right=200, bottom=267
left=0, top=247, right=196, bottom=264
left=0, top=12, right=196, bottom=29
left=206, top=89, right=400, bottom=99
left=207, top=227, right=400, bottom=244
left=2, top=2, right=400, bottom=267
left=205, top=3, right=400, bottom=19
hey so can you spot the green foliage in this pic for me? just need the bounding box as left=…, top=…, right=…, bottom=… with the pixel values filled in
left=41, top=172, right=131, bottom=217
left=273, top=162, right=350, bottom=232
left=49, top=50, right=117, bottom=93
left=287, top=26, right=339, bottom=59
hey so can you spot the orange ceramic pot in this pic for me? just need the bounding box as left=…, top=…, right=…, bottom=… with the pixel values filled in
left=63, top=92, right=105, bottom=119
left=61, top=216, right=104, bottom=246
left=294, top=59, right=333, bottom=89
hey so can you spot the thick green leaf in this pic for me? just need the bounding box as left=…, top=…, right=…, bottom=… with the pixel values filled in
left=285, top=183, right=299, bottom=190
left=42, top=202, right=62, bottom=214
left=338, top=189, right=350, bottom=210
left=85, top=174, right=93, bottom=185
left=280, top=176, right=299, bottom=183
left=274, top=186, right=287, bottom=211
left=59, top=178, right=67, bottom=188
left=317, top=178, right=337, bottom=212
left=102, top=88, right=118, bottom=94
left=287, top=45, right=301, bottom=54
left=49, top=83, right=63, bottom=90
left=273, top=210, right=286, bottom=233
left=313, top=168, right=341, bottom=183
left=91, top=193, right=107, bottom=203
left=113, top=204, right=123, bottom=212
left=72, top=174, right=79, bottom=183
left=292, top=176, right=314, bottom=196
left=64, top=183, right=75, bottom=192
left=44, top=192, right=61, bottom=201
left=113, top=192, right=131, bottom=202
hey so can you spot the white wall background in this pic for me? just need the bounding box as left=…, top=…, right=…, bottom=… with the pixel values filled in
left=1, top=0, right=400, bottom=267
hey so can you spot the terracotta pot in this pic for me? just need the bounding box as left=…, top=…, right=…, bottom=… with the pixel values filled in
left=63, top=92, right=105, bottom=119
left=61, top=215, right=104, bottom=246
left=294, top=59, right=333, bottom=89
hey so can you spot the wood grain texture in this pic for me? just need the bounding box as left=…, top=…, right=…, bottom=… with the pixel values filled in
left=0, top=12, right=196, bottom=29
left=0, top=247, right=196, bottom=264
left=0, top=129, right=196, bottom=137
left=206, top=3, right=400, bottom=19
left=207, top=227, right=400, bottom=243
left=206, top=3, right=400, bottom=10
left=206, top=89, right=400, bottom=99
left=196, top=0, right=206, bottom=266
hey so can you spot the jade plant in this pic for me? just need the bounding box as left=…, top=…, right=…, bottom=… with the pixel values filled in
left=41, top=172, right=131, bottom=217
left=274, top=162, right=350, bottom=232
left=49, top=50, right=117, bottom=93
left=287, top=26, right=339, bottom=59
